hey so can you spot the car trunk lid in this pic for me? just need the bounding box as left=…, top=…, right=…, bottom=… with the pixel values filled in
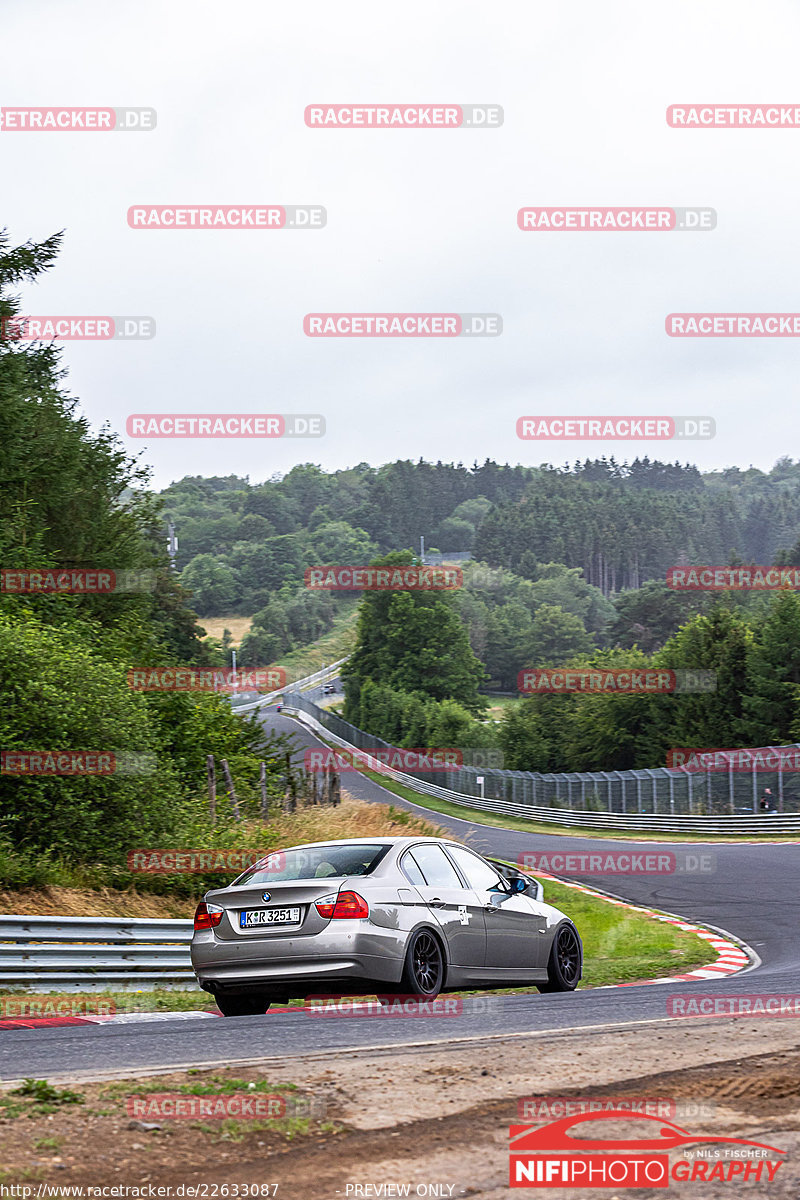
left=205, top=879, right=345, bottom=940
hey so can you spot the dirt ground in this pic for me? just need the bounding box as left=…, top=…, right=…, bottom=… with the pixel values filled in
left=2, top=1017, right=800, bottom=1197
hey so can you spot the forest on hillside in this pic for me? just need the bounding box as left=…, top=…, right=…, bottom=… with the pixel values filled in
left=161, top=456, right=800, bottom=685
left=163, top=456, right=800, bottom=609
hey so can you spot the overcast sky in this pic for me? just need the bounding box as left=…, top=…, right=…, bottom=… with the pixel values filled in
left=4, top=0, right=799, bottom=491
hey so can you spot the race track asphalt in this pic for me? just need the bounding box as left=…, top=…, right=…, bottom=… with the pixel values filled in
left=2, top=695, right=797, bottom=1083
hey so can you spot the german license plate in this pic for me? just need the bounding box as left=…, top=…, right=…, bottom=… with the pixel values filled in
left=240, top=907, right=300, bottom=928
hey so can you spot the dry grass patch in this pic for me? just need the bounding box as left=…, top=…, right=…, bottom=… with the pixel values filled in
left=197, top=616, right=252, bottom=646
left=0, top=796, right=445, bottom=920
left=0, top=886, right=190, bottom=919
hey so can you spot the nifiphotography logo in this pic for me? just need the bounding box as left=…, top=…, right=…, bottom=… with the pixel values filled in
left=508, top=1111, right=786, bottom=1187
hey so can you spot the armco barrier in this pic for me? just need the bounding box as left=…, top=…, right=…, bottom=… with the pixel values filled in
left=0, top=915, right=196, bottom=992
left=231, top=658, right=347, bottom=714
left=283, top=696, right=800, bottom=836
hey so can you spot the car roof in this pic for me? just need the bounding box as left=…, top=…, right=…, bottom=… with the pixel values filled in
left=275, top=836, right=459, bottom=851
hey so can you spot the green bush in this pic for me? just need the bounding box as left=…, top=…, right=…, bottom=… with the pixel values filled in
left=0, top=612, right=183, bottom=860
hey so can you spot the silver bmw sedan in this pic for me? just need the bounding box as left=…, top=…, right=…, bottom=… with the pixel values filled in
left=191, top=836, right=582, bottom=1015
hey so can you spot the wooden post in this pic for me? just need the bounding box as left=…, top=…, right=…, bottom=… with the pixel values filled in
left=259, top=761, right=268, bottom=820
left=283, top=752, right=297, bottom=814
left=206, top=755, right=217, bottom=825
left=332, top=770, right=341, bottom=807
left=220, top=758, right=240, bottom=820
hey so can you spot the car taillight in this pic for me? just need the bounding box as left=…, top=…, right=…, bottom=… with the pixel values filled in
left=315, top=891, right=369, bottom=919
left=194, top=901, right=224, bottom=931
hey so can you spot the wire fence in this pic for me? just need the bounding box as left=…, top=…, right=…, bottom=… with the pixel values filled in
left=287, top=693, right=800, bottom=817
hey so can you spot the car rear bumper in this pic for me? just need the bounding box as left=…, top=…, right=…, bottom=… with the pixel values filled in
left=191, top=926, right=403, bottom=992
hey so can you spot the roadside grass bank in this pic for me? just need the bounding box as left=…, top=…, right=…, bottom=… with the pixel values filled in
left=273, top=601, right=359, bottom=680
left=0, top=796, right=443, bottom=901
left=197, top=600, right=358, bottom=680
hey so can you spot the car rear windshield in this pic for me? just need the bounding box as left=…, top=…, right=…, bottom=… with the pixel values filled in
left=233, top=843, right=391, bottom=885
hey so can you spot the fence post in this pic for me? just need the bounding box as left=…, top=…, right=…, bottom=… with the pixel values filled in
left=779, top=757, right=785, bottom=812
left=259, top=761, right=268, bottom=819
left=220, top=759, right=240, bottom=820
left=284, top=751, right=296, bottom=813
left=707, top=764, right=712, bottom=815
left=206, top=755, right=217, bottom=825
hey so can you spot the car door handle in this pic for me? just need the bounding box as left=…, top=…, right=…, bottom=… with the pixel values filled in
left=483, top=904, right=500, bottom=912
left=428, top=898, right=446, bottom=908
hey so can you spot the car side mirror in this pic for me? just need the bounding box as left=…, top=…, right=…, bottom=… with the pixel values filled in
left=494, top=875, right=527, bottom=894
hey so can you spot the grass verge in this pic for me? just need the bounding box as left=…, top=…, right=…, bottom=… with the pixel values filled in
left=274, top=600, right=360, bottom=680
left=350, top=760, right=799, bottom=843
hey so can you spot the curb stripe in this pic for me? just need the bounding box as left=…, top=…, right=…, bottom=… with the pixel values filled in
left=529, top=869, right=754, bottom=986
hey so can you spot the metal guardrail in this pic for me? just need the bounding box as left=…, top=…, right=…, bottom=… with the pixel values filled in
left=284, top=698, right=800, bottom=836
left=0, top=915, right=196, bottom=993
left=231, top=658, right=347, bottom=714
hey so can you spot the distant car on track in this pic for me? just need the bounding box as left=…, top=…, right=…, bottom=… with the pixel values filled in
left=322, top=684, right=336, bottom=694
left=191, top=836, right=582, bottom=1016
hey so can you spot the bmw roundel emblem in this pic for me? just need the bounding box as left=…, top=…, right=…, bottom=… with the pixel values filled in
left=262, top=892, right=271, bottom=902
